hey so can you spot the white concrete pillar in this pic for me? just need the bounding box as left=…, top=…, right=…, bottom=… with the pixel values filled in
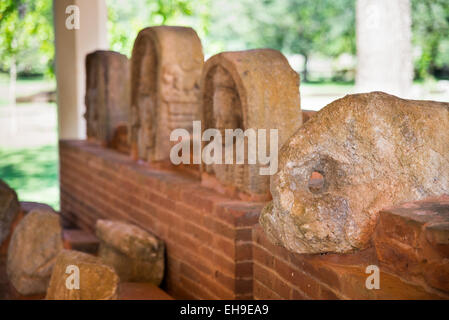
left=356, top=0, right=413, bottom=97
left=53, top=0, right=108, bottom=139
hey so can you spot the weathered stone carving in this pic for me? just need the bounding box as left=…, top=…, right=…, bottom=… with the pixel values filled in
left=46, top=250, right=119, bottom=300
left=96, top=220, right=164, bottom=285
left=0, top=180, right=19, bottom=245
left=130, top=26, right=203, bottom=161
left=201, top=49, right=302, bottom=199
left=7, top=210, right=63, bottom=295
left=85, top=50, right=130, bottom=147
left=260, top=92, right=449, bottom=254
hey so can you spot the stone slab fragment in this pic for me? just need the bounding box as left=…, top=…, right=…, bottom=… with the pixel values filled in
left=46, top=250, right=119, bottom=300
left=62, top=229, right=99, bottom=254
left=96, top=220, right=164, bottom=285
left=7, top=210, right=63, bottom=295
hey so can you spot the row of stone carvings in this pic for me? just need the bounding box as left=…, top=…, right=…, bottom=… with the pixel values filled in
left=85, top=26, right=301, bottom=202
left=85, top=26, right=449, bottom=255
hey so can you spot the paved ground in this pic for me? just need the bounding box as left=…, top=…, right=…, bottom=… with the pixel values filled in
left=301, top=82, right=449, bottom=111
left=0, top=103, right=57, bottom=149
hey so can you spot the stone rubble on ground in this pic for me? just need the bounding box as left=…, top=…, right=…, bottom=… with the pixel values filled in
left=46, top=249, right=119, bottom=300
left=7, top=209, right=63, bottom=295
left=96, top=219, right=165, bottom=285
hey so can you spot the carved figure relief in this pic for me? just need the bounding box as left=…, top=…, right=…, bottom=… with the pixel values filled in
left=130, top=26, right=204, bottom=162
left=201, top=49, right=302, bottom=200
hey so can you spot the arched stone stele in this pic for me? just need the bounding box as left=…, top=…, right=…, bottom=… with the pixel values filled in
left=200, top=49, right=302, bottom=200
left=130, top=26, right=204, bottom=162
left=85, top=50, right=130, bottom=147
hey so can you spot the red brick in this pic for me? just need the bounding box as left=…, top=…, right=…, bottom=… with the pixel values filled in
left=214, top=236, right=235, bottom=259
left=235, top=278, right=253, bottom=295
left=214, top=270, right=236, bottom=291
left=236, top=227, right=252, bottom=242
left=274, top=257, right=321, bottom=299
left=253, top=263, right=290, bottom=299
left=180, top=275, right=218, bottom=300
left=291, top=289, right=308, bottom=300
left=253, top=281, right=282, bottom=300
left=118, top=283, right=173, bottom=300
left=212, top=219, right=236, bottom=239
left=253, top=244, right=275, bottom=269
left=235, top=261, right=253, bottom=278
left=374, top=196, right=449, bottom=293
left=175, top=203, right=206, bottom=225
left=235, top=241, right=253, bottom=261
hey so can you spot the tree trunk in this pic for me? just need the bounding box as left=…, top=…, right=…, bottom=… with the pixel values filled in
left=303, top=54, right=308, bottom=83
left=9, top=56, right=17, bottom=134
left=356, top=0, right=413, bottom=96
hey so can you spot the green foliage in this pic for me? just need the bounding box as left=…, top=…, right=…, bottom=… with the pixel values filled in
left=107, top=0, right=210, bottom=57
left=0, top=0, right=448, bottom=80
left=204, top=0, right=355, bottom=80
left=412, top=0, right=449, bottom=80
left=0, top=0, right=54, bottom=77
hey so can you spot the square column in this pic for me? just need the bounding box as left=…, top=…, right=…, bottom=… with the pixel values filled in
left=53, top=0, right=108, bottom=139
left=356, top=0, right=413, bottom=97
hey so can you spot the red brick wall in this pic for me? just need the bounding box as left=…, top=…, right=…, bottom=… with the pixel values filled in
left=373, top=197, right=449, bottom=295
left=252, top=225, right=448, bottom=299
left=60, top=140, right=448, bottom=300
left=60, top=140, right=263, bottom=299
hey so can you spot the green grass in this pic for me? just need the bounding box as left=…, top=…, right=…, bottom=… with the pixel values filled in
left=0, top=75, right=58, bottom=210
left=0, top=145, right=59, bottom=210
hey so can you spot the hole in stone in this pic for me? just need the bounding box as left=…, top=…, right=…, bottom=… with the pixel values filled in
left=308, top=171, right=325, bottom=193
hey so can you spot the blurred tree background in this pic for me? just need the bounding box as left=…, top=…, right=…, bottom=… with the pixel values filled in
left=0, top=0, right=54, bottom=77
left=1, top=0, right=448, bottom=82
left=106, top=0, right=449, bottom=83
left=412, top=0, right=449, bottom=81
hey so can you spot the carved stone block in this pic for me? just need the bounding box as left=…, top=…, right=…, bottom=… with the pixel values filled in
left=260, top=92, right=449, bottom=254
left=96, top=220, right=164, bottom=285
left=46, top=250, right=118, bottom=300
left=201, top=49, right=302, bottom=199
left=85, top=50, right=130, bottom=147
left=130, top=26, right=204, bottom=161
left=7, top=210, right=63, bottom=295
